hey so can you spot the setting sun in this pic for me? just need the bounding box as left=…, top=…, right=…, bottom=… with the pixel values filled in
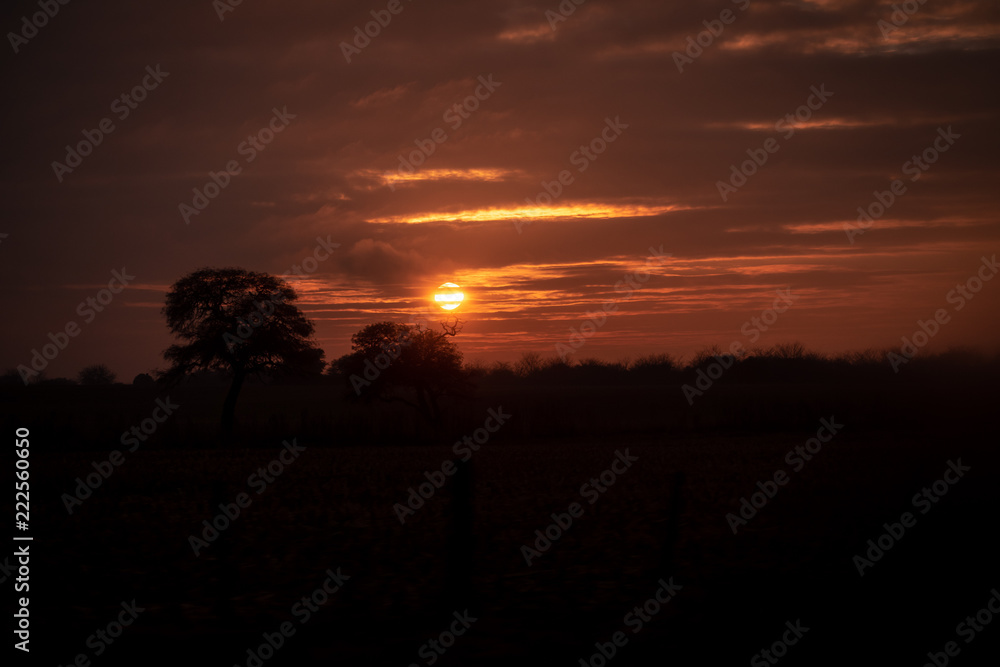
left=434, top=282, right=464, bottom=311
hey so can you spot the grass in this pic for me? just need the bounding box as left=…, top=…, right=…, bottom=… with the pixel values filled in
left=9, top=348, right=997, bottom=664
left=30, top=421, right=1000, bottom=666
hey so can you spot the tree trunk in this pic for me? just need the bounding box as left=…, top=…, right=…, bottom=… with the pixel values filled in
left=221, top=368, right=246, bottom=438
left=417, top=386, right=441, bottom=426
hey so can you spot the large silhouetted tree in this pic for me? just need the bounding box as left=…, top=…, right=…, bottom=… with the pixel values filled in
left=330, top=321, right=470, bottom=424
left=161, top=267, right=322, bottom=435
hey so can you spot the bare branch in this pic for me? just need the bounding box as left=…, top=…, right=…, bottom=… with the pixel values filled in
left=439, top=315, right=464, bottom=337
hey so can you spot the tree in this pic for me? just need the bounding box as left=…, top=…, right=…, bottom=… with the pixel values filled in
left=515, top=351, right=544, bottom=377
left=161, top=267, right=322, bottom=435
left=269, top=346, right=327, bottom=384
left=1, top=368, right=24, bottom=386
left=78, top=364, right=116, bottom=385
left=330, top=321, right=470, bottom=424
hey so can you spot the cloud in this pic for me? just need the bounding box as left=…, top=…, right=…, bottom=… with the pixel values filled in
left=2, top=0, right=999, bottom=377
left=335, top=239, right=431, bottom=283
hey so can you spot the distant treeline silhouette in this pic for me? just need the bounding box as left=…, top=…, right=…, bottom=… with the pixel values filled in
left=8, top=266, right=995, bottom=448
left=4, top=342, right=996, bottom=389
left=465, top=343, right=996, bottom=386
left=3, top=341, right=996, bottom=450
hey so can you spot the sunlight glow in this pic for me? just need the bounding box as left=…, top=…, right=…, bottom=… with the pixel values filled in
left=369, top=203, right=684, bottom=225
left=434, top=282, right=465, bottom=311
left=378, top=168, right=519, bottom=187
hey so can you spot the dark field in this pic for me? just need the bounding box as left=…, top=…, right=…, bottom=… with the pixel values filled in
left=13, top=369, right=1000, bottom=666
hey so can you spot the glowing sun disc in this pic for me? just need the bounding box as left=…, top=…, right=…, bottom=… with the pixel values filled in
left=434, top=282, right=464, bottom=310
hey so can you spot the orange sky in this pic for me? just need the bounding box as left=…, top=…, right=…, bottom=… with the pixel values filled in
left=3, top=0, right=999, bottom=380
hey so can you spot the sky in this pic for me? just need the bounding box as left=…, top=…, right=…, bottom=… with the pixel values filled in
left=2, top=0, right=1000, bottom=381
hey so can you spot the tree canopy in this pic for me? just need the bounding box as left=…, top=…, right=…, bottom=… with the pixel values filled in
left=330, top=321, right=470, bottom=424
left=161, top=267, right=322, bottom=433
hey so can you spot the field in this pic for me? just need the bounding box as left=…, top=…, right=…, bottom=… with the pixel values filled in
left=23, top=379, right=1000, bottom=666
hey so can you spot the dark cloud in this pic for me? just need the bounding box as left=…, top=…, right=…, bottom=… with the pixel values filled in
left=2, top=0, right=999, bottom=378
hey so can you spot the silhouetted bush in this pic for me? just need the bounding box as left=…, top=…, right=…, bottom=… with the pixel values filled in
left=78, top=364, right=116, bottom=385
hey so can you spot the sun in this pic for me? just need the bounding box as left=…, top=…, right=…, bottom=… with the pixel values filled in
left=434, top=282, right=464, bottom=311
